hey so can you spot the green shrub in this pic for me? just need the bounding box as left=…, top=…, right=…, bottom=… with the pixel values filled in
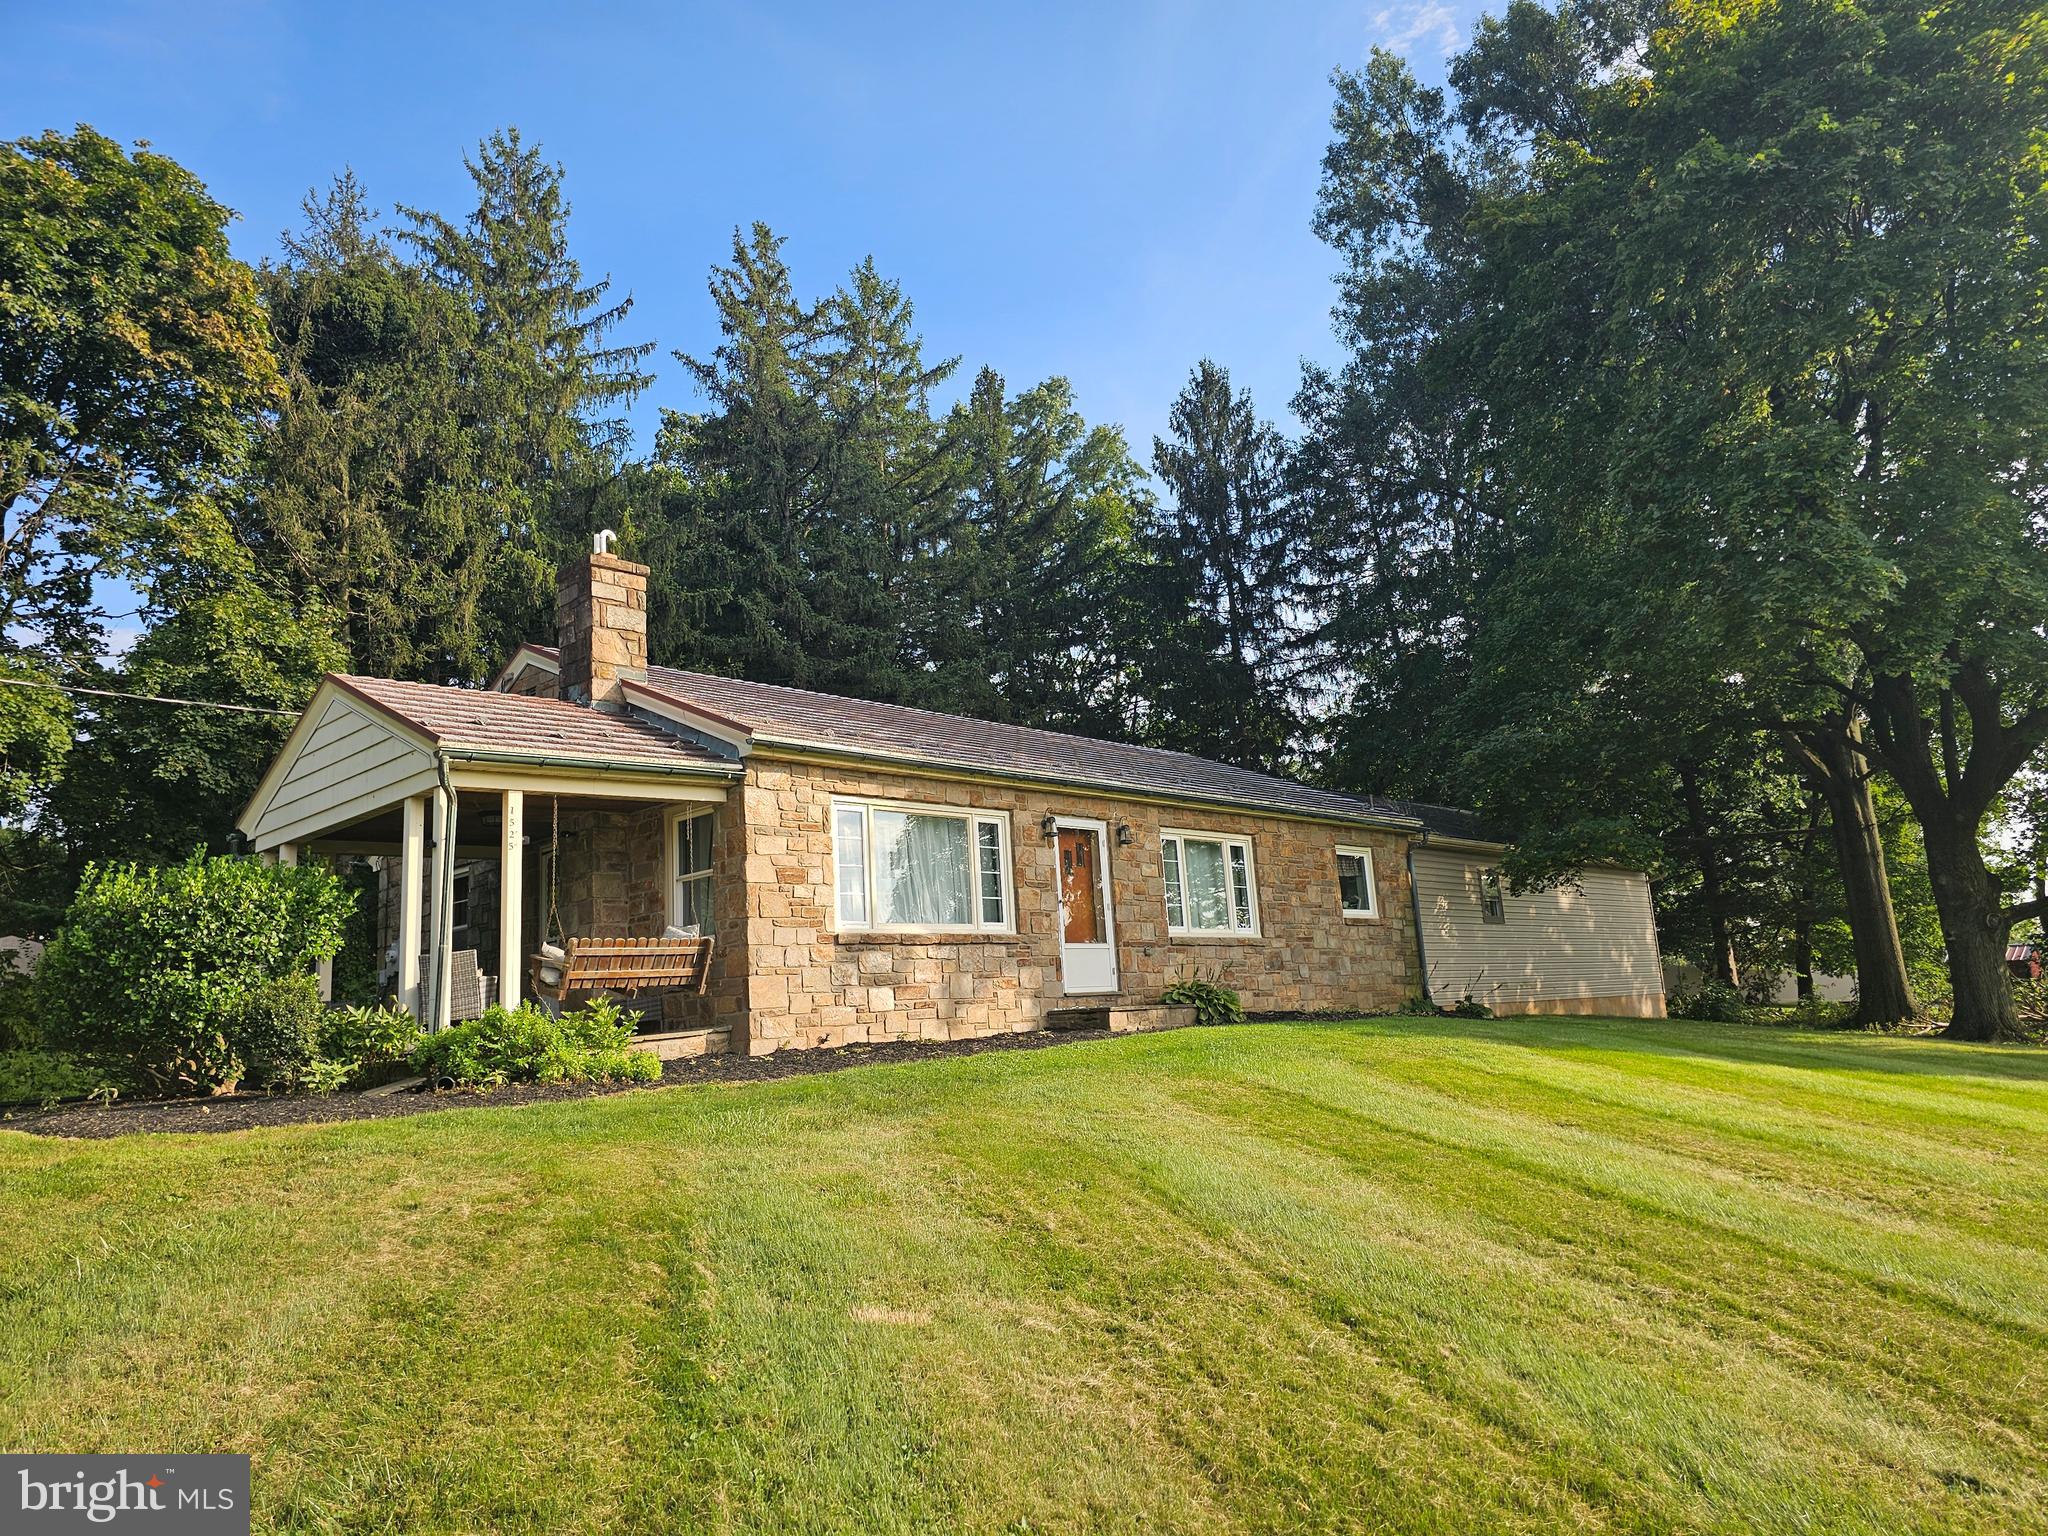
left=37, top=851, right=352, bottom=1093
left=317, top=1003, right=425, bottom=1087
left=0, top=968, right=39, bottom=1051
left=1444, top=994, right=1492, bottom=1019
left=412, top=1000, right=660, bottom=1088
left=0, top=1049, right=122, bottom=1108
left=295, top=1055, right=356, bottom=1094
left=1670, top=980, right=1746, bottom=1023
left=229, top=975, right=325, bottom=1090
left=1162, top=974, right=1246, bottom=1029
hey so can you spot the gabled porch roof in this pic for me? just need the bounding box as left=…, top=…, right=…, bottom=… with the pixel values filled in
left=237, top=673, right=738, bottom=1030
left=237, top=673, right=738, bottom=854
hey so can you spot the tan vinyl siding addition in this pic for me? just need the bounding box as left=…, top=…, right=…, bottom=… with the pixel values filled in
left=1411, top=848, right=1666, bottom=1018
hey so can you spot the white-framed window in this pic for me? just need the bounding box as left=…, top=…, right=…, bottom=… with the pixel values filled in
left=451, top=870, right=472, bottom=940
left=668, top=807, right=715, bottom=934
left=831, top=797, right=1013, bottom=934
left=1479, top=868, right=1507, bottom=925
left=1161, top=829, right=1259, bottom=937
left=1336, top=845, right=1378, bottom=918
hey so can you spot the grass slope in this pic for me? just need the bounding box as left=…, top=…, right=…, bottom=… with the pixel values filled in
left=3, top=1016, right=2046, bottom=1535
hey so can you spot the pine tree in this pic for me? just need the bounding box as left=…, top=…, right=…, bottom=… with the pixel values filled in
left=654, top=227, right=960, bottom=703
left=399, top=128, right=655, bottom=661
left=931, top=368, right=1150, bottom=734
left=243, top=173, right=494, bottom=680
left=1140, top=362, right=1306, bottom=772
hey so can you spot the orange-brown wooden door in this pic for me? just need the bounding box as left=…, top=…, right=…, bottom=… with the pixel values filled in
left=1058, top=829, right=1103, bottom=943
left=1055, top=823, right=1117, bottom=993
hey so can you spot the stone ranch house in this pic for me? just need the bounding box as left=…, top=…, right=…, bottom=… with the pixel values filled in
left=237, top=548, right=1666, bottom=1056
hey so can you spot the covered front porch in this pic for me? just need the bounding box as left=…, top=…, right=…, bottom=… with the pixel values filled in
left=236, top=674, right=741, bottom=1037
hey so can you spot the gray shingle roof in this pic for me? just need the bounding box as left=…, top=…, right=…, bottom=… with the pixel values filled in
left=334, top=675, right=736, bottom=773
left=1390, top=799, right=1506, bottom=845
left=631, top=665, right=1416, bottom=827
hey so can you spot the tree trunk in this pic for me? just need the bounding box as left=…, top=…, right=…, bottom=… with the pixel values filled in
left=1806, top=731, right=1921, bottom=1026
left=1920, top=814, right=2020, bottom=1042
left=1861, top=667, right=2032, bottom=1042
left=1794, top=919, right=1815, bottom=1002
left=1679, top=764, right=1741, bottom=989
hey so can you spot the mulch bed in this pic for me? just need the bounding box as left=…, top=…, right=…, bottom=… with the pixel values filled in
left=2, top=1026, right=1117, bottom=1140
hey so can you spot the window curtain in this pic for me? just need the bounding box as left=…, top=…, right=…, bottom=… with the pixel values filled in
left=875, top=811, right=971, bottom=926
left=1182, top=839, right=1230, bottom=930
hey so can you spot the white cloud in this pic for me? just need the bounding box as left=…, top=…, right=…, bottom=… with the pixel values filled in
left=1370, top=1, right=1463, bottom=59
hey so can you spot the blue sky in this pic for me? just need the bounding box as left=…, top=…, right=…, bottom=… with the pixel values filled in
left=9, top=0, right=1476, bottom=473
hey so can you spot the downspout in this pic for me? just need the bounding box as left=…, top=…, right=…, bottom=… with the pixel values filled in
left=1407, top=842, right=1431, bottom=1008
left=428, top=752, right=457, bottom=1031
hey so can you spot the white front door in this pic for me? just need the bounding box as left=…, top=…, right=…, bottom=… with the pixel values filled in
left=1055, top=819, right=1118, bottom=995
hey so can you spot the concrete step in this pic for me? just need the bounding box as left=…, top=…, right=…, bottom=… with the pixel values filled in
left=631, top=1026, right=734, bottom=1061
left=1043, top=1004, right=1198, bottom=1035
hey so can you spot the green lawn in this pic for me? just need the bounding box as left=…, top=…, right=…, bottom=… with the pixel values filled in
left=3, top=1016, right=2046, bottom=1535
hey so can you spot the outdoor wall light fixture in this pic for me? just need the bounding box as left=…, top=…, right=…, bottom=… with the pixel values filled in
left=1040, top=813, right=1059, bottom=839
left=1116, top=823, right=1134, bottom=846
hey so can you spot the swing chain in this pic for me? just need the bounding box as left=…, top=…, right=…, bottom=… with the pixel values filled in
left=545, top=793, right=563, bottom=949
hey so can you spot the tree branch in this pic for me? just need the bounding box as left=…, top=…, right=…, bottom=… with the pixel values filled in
left=2001, top=896, right=2048, bottom=935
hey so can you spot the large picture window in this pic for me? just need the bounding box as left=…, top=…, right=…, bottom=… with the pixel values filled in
left=1161, top=830, right=1258, bottom=937
left=832, top=798, right=1012, bottom=933
left=671, top=808, right=715, bottom=934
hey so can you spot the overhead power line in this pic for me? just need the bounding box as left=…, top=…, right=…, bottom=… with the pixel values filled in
left=0, top=676, right=299, bottom=717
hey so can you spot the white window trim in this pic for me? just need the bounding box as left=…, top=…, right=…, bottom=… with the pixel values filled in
left=1479, top=867, right=1508, bottom=925
left=830, top=795, right=1015, bottom=936
left=1161, top=828, right=1261, bottom=938
left=665, top=804, right=716, bottom=931
left=1336, top=844, right=1379, bottom=919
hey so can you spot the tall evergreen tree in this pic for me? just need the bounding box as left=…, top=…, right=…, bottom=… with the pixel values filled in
left=243, top=174, right=494, bottom=679
left=1141, top=361, right=1305, bottom=773
left=400, top=128, right=654, bottom=662
left=653, top=226, right=959, bottom=703
left=1293, top=48, right=1516, bottom=801
left=924, top=368, right=1151, bottom=733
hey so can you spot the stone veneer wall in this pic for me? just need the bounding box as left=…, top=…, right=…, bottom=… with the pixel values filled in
left=737, top=756, right=1419, bottom=1055
left=547, top=800, right=750, bottom=1033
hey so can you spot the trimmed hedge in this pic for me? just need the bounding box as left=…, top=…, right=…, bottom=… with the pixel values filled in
left=38, top=852, right=352, bottom=1093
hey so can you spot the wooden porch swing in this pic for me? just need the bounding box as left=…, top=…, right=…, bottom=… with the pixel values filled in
left=528, top=794, right=715, bottom=1007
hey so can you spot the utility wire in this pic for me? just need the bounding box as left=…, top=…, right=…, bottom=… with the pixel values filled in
left=0, top=676, right=299, bottom=717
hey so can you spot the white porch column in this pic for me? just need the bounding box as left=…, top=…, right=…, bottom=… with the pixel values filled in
left=425, top=784, right=456, bottom=1032
left=398, top=794, right=427, bottom=1019
left=498, top=788, right=523, bottom=1011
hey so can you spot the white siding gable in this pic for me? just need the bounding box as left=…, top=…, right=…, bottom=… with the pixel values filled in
left=243, top=690, right=440, bottom=850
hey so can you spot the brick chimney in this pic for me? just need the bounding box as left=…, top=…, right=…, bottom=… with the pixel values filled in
left=556, top=533, right=648, bottom=712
